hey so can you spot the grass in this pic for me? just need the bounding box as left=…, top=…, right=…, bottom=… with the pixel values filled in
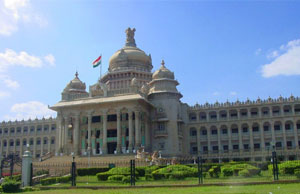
left=23, top=183, right=300, bottom=194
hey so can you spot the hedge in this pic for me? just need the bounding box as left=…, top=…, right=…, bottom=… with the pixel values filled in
left=221, top=164, right=260, bottom=177
left=96, top=167, right=138, bottom=181
left=268, top=160, right=300, bottom=175
left=77, top=167, right=110, bottom=176
left=1, top=180, right=21, bottom=193
left=108, top=175, right=125, bottom=182
left=151, top=165, right=197, bottom=180
left=40, top=175, right=71, bottom=185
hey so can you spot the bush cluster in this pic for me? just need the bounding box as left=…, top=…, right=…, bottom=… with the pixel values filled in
left=77, top=167, right=110, bottom=176
left=150, top=165, right=197, bottom=180
left=1, top=180, right=21, bottom=193
left=40, top=175, right=71, bottom=185
left=96, top=167, right=138, bottom=181
left=268, top=160, right=300, bottom=175
left=35, top=169, right=49, bottom=176
left=108, top=175, right=125, bottom=181
left=221, top=164, right=260, bottom=177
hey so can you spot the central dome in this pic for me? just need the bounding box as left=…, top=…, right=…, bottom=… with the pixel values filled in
left=109, top=28, right=152, bottom=72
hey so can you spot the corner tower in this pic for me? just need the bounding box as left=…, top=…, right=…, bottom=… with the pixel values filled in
left=148, top=60, right=184, bottom=157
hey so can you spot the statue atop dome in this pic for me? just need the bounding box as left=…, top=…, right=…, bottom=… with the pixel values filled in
left=125, top=27, right=136, bottom=47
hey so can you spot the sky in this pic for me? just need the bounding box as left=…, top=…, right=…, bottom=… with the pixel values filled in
left=0, top=0, right=300, bottom=121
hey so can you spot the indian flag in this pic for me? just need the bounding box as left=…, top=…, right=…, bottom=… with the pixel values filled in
left=92, top=55, right=102, bottom=68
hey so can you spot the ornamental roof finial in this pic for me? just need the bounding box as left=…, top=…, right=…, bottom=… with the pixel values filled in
left=125, top=27, right=136, bottom=47
left=75, top=71, right=79, bottom=78
left=161, top=59, right=165, bottom=67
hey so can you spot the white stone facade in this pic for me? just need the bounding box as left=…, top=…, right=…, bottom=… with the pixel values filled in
left=0, top=28, right=299, bottom=162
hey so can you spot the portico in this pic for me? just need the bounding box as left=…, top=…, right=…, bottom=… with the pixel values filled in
left=51, top=94, right=153, bottom=156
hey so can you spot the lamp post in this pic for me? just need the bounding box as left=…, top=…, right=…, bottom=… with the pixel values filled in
left=71, top=152, right=76, bottom=186
left=87, top=146, right=91, bottom=185
left=271, top=142, right=279, bottom=180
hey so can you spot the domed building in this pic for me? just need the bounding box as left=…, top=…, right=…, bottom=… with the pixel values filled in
left=1, top=28, right=300, bottom=164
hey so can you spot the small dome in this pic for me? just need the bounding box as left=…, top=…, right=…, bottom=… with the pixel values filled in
left=152, top=60, right=174, bottom=80
left=63, top=72, right=87, bottom=93
left=109, top=28, right=152, bottom=72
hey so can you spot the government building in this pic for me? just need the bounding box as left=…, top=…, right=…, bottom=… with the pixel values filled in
left=0, top=28, right=300, bottom=162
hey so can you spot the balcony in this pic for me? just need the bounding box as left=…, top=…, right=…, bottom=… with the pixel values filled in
left=154, top=130, right=168, bottom=137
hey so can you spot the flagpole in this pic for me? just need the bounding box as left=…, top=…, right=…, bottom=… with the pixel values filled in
left=100, top=54, right=102, bottom=80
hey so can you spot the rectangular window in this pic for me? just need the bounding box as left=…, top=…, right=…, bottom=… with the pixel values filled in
left=107, top=129, right=117, bottom=137
left=158, top=123, right=165, bottom=131
left=244, top=144, right=249, bottom=150
left=251, top=112, right=258, bottom=116
left=297, top=124, right=300, bottom=130
left=210, top=115, right=217, bottom=119
left=230, top=113, right=237, bottom=117
left=232, top=128, right=238, bottom=133
left=243, top=128, right=248, bottom=133
left=284, top=109, right=290, bottom=113
left=254, top=143, right=260, bottom=149
left=276, top=142, right=282, bottom=148
left=96, top=130, right=100, bottom=138
left=221, top=114, right=227, bottom=118
left=200, top=116, right=206, bottom=120
left=51, top=139, right=55, bottom=144
left=203, top=146, right=208, bottom=151
left=287, top=141, right=292, bottom=147
left=107, top=115, right=117, bottom=122
left=265, top=142, right=270, bottom=147
left=212, top=146, right=218, bottom=151
left=222, top=129, right=227, bottom=134
left=241, top=112, right=247, bottom=116
left=23, top=140, right=27, bottom=146
left=233, top=145, right=239, bottom=150
left=17, top=128, right=21, bottom=133
left=202, top=130, right=207, bottom=135
left=264, top=126, right=269, bottom=131
left=211, top=130, right=218, bottom=135
left=253, top=127, right=259, bottom=132
left=92, top=116, right=101, bottom=123
left=285, top=124, right=291, bottom=130
left=274, top=125, right=281, bottom=130
left=51, top=125, right=56, bottom=130
left=223, top=145, right=228, bottom=150
left=263, top=111, right=268, bottom=115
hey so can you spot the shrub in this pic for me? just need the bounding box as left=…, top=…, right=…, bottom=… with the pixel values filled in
left=77, top=167, right=110, bottom=176
left=295, top=169, right=300, bottom=179
left=1, top=180, right=21, bottom=193
left=168, top=172, right=186, bottom=180
left=221, top=167, right=233, bottom=177
left=279, top=161, right=300, bottom=175
left=136, top=167, right=146, bottom=176
left=145, top=174, right=152, bottom=180
left=239, top=169, right=251, bottom=177
left=208, top=166, right=220, bottom=178
left=122, top=176, right=131, bottom=184
left=145, top=166, right=161, bottom=174
left=41, top=177, right=57, bottom=185
left=96, top=167, right=138, bottom=181
left=151, top=171, right=165, bottom=180
left=56, top=175, right=71, bottom=183
left=108, top=175, right=125, bottom=182
left=22, top=186, right=40, bottom=192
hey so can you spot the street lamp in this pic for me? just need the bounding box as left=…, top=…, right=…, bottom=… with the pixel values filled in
left=271, top=141, right=279, bottom=180
left=71, top=152, right=76, bottom=186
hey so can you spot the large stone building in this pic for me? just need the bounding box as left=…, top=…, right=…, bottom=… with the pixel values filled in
left=0, top=28, right=300, bottom=162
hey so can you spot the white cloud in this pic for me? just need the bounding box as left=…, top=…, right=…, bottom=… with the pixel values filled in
left=230, top=91, right=237, bottom=96
left=3, top=78, right=20, bottom=89
left=262, top=39, right=300, bottom=78
left=213, top=91, right=220, bottom=96
left=255, top=48, right=262, bottom=55
left=44, top=54, right=55, bottom=66
left=0, top=0, right=47, bottom=36
left=0, top=49, right=56, bottom=71
left=267, top=50, right=279, bottom=59
left=0, top=90, right=10, bottom=98
left=3, top=101, right=56, bottom=121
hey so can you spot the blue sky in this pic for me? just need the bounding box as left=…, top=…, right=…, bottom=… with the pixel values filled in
left=0, top=0, right=300, bottom=121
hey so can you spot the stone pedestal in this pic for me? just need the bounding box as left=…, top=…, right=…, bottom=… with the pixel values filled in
left=22, top=147, right=32, bottom=187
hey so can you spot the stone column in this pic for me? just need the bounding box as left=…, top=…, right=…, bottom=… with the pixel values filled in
left=197, top=128, right=201, bottom=155
left=294, top=121, right=299, bottom=150
left=20, top=137, right=23, bottom=157
left=228, top=126, right=232, bottom=154
left=33, top=138, right=36, bottom=158
left=56, top=113, right=63, bottom=154
left=249, top=123, right=254, bottom=153
left=128, top=110, right=133, bottom=152
left=260, top=122, right=265, bottom=151
left=64, top=116, right=69, bottom=154
left=40, top=137, right=44, bottom=157
left=270, top=121, right=275, bottom=143
left=102, top=111, right=108, bottom=154
left=73, top=113, right=80, bottom=155
left=117, top=109, right=122, bottom=153
left=145, top=115, right=151, bottom=151
left=48, top=137, right=51, bottom=153
left=282, top=122, right=287, bottom=151
left=22, top=147, right=32, bottom=187
left=135, top=110, right=141, bottom=149
left=238, top=124, right=243, bottom=154
left=207, top=126, right=211, bottom=154
left=217, top=127, right=221, bottom=154
left=87, top=112, right=92, bottom=154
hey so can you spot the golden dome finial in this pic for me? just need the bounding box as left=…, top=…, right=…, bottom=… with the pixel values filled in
left=161, top=59, right=165, bottom=66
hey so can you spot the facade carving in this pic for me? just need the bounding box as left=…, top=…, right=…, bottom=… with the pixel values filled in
left=0, top=28, right=299, bottom=162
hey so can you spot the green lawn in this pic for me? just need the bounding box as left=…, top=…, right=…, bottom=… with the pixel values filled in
left=23, top=183, right=300, bottom=194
